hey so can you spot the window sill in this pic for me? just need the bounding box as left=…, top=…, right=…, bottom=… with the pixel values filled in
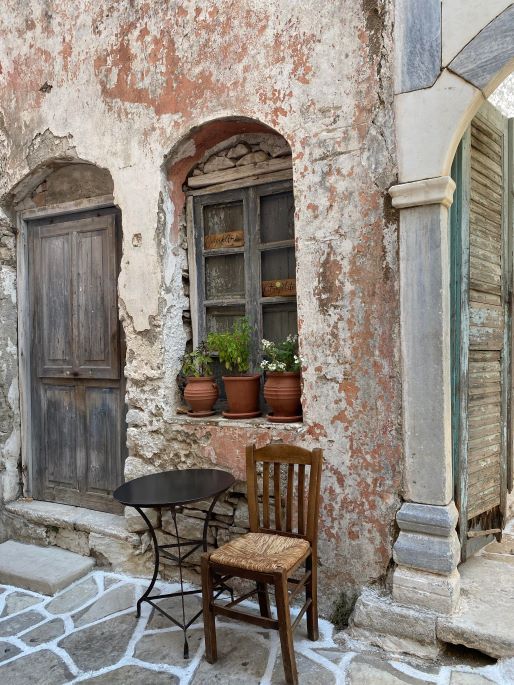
left=170, top=412, right=304, bottom=430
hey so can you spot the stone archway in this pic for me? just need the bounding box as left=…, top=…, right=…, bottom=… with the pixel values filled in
left=389, top=2, right=514, bottom=613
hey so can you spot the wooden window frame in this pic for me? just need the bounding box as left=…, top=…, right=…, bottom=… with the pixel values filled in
left=187, top=178, right=296, bottom=373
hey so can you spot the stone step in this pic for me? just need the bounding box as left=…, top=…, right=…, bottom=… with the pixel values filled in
left=0, top=499, right=153, bottom=578
left=437, top=555, right=514, bottom=659
left=4, top=500, right=139, bottom=544
left=0, top=540, right=95, bottom=595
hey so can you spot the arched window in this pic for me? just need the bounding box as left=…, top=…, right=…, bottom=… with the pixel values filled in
left=185, top=134, right=296, bottom=371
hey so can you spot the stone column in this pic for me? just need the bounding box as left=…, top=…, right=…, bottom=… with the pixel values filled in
left=389, top=177, right=460, bottom=614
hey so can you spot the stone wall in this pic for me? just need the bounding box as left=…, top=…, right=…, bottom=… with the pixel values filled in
left=0, top=0, right=402, bottom=616
left=0, top=213, right=19, bottom=505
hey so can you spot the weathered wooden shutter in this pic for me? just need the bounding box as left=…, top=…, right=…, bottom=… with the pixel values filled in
left=452, top=101, right=512, bottom=560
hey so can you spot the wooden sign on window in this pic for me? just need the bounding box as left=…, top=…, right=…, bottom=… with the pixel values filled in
left=204, top=230, right=244, bottom=250
left=262, top=278, right=296, bottom=298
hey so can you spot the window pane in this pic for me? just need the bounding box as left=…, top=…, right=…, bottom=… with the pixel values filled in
left=261, top=247, right=296, bottom=298
left=260, top=191, right=294, bottom=244
left=263, top=303, right=298, bottom=342
left=206, top=306, right=246, bottom=334
left=204, top=201, right=244, bottom=249
left=205, top=254, right=245, bottom=300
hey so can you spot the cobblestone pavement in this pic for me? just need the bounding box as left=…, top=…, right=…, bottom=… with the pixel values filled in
left=0, top=571, right=513, bottom=684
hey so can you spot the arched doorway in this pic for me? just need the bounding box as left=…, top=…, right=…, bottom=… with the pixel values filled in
left=10, top=160, right=126, bottom=513
left=390, top=2, right=514, bottom=614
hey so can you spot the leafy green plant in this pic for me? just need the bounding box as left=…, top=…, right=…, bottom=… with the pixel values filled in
left=207, top=318, right=251, bottom=374
left=260, top=334, right=301, bottom=372
left=181, top=343, right=213, bottom=377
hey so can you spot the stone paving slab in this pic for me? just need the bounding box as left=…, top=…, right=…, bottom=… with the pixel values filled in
left=0, top=570, right=512, bottom=684
left=0, top=541, right=95, bottom=595
left=437, top=557, right=514, bottom=659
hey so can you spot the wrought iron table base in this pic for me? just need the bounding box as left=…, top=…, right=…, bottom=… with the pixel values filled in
left=134, top=496, right=232, bottom=658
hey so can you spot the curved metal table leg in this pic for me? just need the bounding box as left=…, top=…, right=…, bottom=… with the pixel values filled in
left=135, top=506, right=160, bottom=618
left=133, top=491, right=229, bottom=658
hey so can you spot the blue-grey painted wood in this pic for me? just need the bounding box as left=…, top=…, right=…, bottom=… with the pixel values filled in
left=453, top=101, right=511, bottom=560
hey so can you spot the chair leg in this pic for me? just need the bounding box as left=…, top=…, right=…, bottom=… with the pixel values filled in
left=201, top=555, right=217, bottom=663
left=306, top=554, right=319, bottom=641
left=274, top=572, right=298, bottom=685
left=256, top=582, right=271, bottom=618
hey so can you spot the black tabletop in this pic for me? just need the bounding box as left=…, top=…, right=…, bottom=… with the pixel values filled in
left=113, top=468, right=236, bottom=508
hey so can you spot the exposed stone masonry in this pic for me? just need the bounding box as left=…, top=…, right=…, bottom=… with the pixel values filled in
left=187, top=134, right=292, bottom=180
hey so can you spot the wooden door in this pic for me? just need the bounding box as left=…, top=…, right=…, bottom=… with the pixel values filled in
left=451, top=102, right=512, bottom=559
left=28, top=207, right=125, bottom=513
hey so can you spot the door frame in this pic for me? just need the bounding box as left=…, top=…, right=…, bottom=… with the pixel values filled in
left=16, top=194, right=119, bottom=499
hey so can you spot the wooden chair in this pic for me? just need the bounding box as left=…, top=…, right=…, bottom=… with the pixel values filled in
left=201, top=443, right=323, bottom=685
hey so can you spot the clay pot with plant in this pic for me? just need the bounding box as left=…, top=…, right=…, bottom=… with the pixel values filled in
left=207, top=318, right=261, bottom=419
left=261, top=334, right=302, bottom=423
left=181, top=344, right=218, bottom=417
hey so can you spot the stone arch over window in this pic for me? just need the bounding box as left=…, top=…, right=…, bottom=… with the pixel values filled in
left=166, top=118, right=295, bottom=385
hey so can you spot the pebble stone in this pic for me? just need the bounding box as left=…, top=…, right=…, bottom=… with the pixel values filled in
left=80, top=665, right=179, bottom=684
left=21, top=617, right=66, bottom=646
left=0, top=610, right=44, bottom=637
left=0, top=649, right=73, bottom=685
left=0, top=640, right=21, bottom=662
left=46, top=576, right=99, bottom=615
left=73, top=584, right=136, bottom=627
left=59, top=613, right=137, bottom=671
left=1, top=591, right=40, bottom=616
left=191, top=628, right=269, bottom=684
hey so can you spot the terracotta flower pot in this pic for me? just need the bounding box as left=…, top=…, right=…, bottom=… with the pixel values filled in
left=222, top=374, right=261, bottom=419
left=184, top=376, right=218, bottom=416
left=263, top=372, right=302, bottom=423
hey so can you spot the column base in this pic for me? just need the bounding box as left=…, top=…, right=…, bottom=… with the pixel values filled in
left=393, top=567, right=460, bottom=614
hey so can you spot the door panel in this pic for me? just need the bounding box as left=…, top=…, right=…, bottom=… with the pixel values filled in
left=39, top=231, right=74, bottom=377
left=84, top=385, right=120, bottom=493
left=42, top=383, right=78, bottom=490
left=75, top=222, right=119, bottom=378
left=451, top=101, right=511, bottom=559
left=29, top=207, right=125, bottom=513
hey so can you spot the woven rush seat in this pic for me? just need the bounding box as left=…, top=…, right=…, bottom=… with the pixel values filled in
left=210, top=532, right=310, bottom=573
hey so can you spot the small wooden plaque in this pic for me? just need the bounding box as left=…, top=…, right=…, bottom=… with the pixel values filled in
left=262, top=278, right=296, bottom=298
left=204, top=230, right=244, bottom=250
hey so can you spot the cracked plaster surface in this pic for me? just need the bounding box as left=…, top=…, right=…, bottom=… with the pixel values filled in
left=0, top=571, right=513, bottom=684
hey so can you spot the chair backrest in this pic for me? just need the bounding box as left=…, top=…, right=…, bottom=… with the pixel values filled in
left=245, top=443, right=323, bottom=546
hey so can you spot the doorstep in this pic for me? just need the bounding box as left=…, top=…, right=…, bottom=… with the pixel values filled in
left=0, top=499, right=153, bottom=577
left=348, top=535, right=514, bottom=661
left=3, top=499, right=139, bottom=544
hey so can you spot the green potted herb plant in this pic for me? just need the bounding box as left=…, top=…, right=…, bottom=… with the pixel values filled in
left=181, top=343, right=218, bottom=416
left=207, top=318, right=261, bottom=418
left=261, top=334, right=302, bottom=422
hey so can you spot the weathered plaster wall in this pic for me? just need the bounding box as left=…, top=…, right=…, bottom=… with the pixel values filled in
left=0, top=0, right=401, bottom=614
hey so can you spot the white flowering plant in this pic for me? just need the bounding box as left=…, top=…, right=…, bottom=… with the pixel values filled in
left=260, top=334, right=302, bottom=373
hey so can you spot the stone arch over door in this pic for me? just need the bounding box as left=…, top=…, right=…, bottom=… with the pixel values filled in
left=1, top=157, right=126, bottom=514
left=390, top=2, right=514, bottom=613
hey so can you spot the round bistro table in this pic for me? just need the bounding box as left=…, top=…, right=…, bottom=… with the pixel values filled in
left=114, top=468, right=235, bottom=658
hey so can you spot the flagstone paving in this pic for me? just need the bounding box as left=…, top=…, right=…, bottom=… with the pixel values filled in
left=0, top=571, right=512, bottom=684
